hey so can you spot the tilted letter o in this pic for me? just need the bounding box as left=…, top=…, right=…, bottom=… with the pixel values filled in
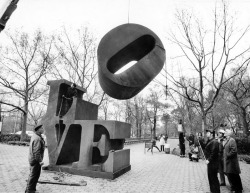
left=98, top=23, right=166, bottom=99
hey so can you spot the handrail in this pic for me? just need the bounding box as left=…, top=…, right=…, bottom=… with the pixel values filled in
left=124, top=138, right=151, bottom=145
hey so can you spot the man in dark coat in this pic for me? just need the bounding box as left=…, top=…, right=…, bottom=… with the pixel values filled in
left=179, top=132, right=185, bottom=157
left=25, top=125, right=45, bottom=193
left=205, top=129, right=220, bottom=193
left=223, top=129, right=243, bottom=193
left=217, top=129, right=226, bottom=186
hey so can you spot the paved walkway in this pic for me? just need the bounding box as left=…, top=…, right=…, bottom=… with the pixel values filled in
left=0, top=139, right=250, bottom=193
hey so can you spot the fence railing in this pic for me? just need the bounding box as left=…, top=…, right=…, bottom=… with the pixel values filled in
left=124, top=138, right=151, bottom=145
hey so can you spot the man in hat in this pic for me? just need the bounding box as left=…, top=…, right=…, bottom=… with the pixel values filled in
left=60, top=83, right=78, bottom=117
left=218, top=129, right=226, bottom=186
left=25, top=125, right=45, bottom=193
left=223, top=129, right=243, bottom=193
left=205, top=128, right=220, bottom=193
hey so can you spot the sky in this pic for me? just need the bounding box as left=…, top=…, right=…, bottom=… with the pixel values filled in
left=1, top=0, right=250, bottom=122
left=1, top=0, right=250, bottom=93
left=3, top=0, right=250, bottom=44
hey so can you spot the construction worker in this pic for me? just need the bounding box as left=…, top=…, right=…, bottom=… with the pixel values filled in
left=59, top=83, right=77, bottom=117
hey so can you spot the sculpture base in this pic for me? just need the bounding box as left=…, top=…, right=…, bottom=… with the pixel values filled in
left=43, top=164, right=131, bottom=180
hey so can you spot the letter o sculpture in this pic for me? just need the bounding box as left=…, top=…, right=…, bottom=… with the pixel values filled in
left=97, top=23, right=166, bottom=99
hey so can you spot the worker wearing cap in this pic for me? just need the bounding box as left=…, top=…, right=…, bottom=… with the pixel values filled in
left=25, top=125, right=45, bottom=193
left=60, top=83, right=78, bottom=117
left=205, top=128, right=220, bottom=193
left=223, top=129, right=243, bottom=193
left=218, top=129, right=226, bottom=186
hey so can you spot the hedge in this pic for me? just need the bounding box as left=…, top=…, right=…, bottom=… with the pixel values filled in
left=7, top=141, right=30, bottom=146
left=0, top=134, right=31, bottom=143
left=235, top=137, right=250, bottom=155
left=238, top=154, right=250, bottom=163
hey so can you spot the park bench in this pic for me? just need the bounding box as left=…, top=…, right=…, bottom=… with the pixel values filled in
left=124, top=138, right=151, bottom=145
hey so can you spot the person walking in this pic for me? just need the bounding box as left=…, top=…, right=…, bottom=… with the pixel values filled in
left=179, top=132, right=185, bottom=157
left=205, top=129, right=220, bottom=193
left=223, top=129, right=243, bottom=193
left=25, top=125, right=45, bottom=193
left=218, top=129, right=226, bottom=186
left=159, top=134, right=165, bottom=152
left=164, top=134, right=168, bottom=143
left=147, top=137, right=161, bottom=153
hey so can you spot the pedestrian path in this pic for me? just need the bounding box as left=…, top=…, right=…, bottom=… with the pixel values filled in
left=0, top=141, right=249, bottom=193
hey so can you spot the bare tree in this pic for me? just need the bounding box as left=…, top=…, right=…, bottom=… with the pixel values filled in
left=223, top=68, right=250, bottom=136
left=146, top=87, right=168, bottom=138
left=51, top=26, right=105, bottom=105
left=28, top=101, right=46, bottom=126
left=126, top=96, right=146, bottom=138
left=0, top=29, right=54, bottom=140
left=166, top=1, right=250, bottom=134
left=98, top=94, right=112, bottom=120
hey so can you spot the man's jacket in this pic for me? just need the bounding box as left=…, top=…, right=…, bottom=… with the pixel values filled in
left=205, top=138, right=219, bottom=163
left=28, top=132, right=45, bottom=165
left=223, top=137, right=241, bottom=174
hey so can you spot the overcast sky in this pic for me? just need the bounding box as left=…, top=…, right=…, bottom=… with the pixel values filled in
left=1, top=0, right=250, bottom=87
left=3, top=0, right=250, bottom=42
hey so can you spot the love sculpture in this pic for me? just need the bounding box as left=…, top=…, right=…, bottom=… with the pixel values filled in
left=43, top=24, right=165, bottom=179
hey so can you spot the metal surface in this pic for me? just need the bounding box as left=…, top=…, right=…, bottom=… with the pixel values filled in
left=98, top=23, right=166, bottom=99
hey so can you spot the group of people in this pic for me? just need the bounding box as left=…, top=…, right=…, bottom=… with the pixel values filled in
left=205, top=128, right=243, bottom=193
left=179, top=132, right=202, bottom=159
left=147, top=134, right=168, bottom=153
left=179, top=128, right=243, bottom=193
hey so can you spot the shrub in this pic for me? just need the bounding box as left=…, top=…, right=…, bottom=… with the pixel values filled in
left=238, top=154, right=250, bottom=163
left=0, top=134, right=31, bottom=143
left=7, top=141, right=29, bottom=146
left=235, top=137, right=250, bottom=155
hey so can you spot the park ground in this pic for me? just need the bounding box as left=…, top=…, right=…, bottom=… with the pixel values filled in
left=0, top=139, right=250, bottom=193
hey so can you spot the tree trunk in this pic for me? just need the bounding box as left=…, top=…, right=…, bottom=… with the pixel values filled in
left=153, top=115, right=156, bottom=138
left=20, top=101, right=28, bottom=141
left=138, top=123, right=142, bottom=138
left=241, top=108, right=249, bottom=136
left=202, top=115, right=206, bottom=136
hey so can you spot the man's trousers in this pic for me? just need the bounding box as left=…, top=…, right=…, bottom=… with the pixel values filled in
left=25, top=162, right=41, bottom=193
left=227, top=173, right=243, bottom=193
left=207, top=163, right=220, bottom=193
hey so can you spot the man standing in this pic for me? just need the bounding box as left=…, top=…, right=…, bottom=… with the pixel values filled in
left=179, top=132, right=185, bottom=157
left=205, top=129, right=220, bottom=193
left=223, top=129, right=243, bottom=193
left=25, top=125, right=45, bottom=193
left=59, top=83, right=78, bottom=117
left=218, top=129, right=226, bottom=186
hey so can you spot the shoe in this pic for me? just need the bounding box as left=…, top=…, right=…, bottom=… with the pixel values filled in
left=220, top=183, right=226, bottom=186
